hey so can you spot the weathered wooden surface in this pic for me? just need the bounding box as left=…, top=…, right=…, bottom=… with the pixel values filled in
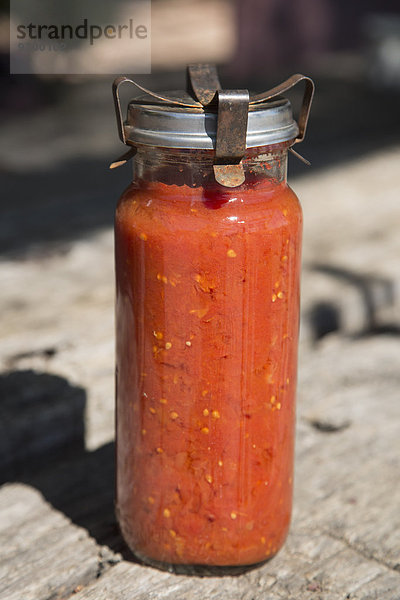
left=73, top=535, right=400, bottom=600
left=0, top=484, right=116, bottom=600
left=1, top=73, right=400, bottom=598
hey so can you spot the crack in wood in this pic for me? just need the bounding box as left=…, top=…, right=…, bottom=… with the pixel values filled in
left=325, top=531, right=400, bottom=576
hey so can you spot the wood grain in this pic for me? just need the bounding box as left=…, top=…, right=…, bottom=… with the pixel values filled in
left=0, top=484, right=105, bottom=600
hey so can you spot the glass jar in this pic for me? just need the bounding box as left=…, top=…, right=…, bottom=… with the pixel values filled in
left=113, top=68, right=312, bottom=571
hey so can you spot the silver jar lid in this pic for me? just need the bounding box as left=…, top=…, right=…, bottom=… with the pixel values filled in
left=112, top=66, right=314, bottom=186
left=125, top=91, right=299, bottom=150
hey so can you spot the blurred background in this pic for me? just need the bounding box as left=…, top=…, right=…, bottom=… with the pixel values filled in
left=1, top=0, right=400, bottom=580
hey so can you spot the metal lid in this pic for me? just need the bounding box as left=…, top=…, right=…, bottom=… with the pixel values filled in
left=125, top=92, right=299, bottom=150
left=112, top=65, right=314, bottom=187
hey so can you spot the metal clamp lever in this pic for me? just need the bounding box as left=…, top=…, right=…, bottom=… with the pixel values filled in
left=187, top=65, right=250, bottom=187
left=213, top=90, right=249, bottom=187
left=250, top=73, right=315, bottom=144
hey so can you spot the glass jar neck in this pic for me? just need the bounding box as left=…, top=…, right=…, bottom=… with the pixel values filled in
left=133, top=144, right=289, bottom=189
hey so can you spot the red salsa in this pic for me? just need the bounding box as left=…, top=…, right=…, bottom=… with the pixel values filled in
left=115, top=173, right=302, bottom=566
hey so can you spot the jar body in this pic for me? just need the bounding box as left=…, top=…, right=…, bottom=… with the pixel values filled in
left=115, top=146, right=302, bottom=568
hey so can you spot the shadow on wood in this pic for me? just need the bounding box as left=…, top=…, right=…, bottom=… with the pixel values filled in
left=0, top=370, right=130, bottom=558
left=308, top=264, right=400, bottom=339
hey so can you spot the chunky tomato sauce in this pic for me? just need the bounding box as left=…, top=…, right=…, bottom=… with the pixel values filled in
left=115, top=174, right=302, bottom=566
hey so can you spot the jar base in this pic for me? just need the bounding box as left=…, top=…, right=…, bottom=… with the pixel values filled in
left=132, top=549, right=276, bottom=576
